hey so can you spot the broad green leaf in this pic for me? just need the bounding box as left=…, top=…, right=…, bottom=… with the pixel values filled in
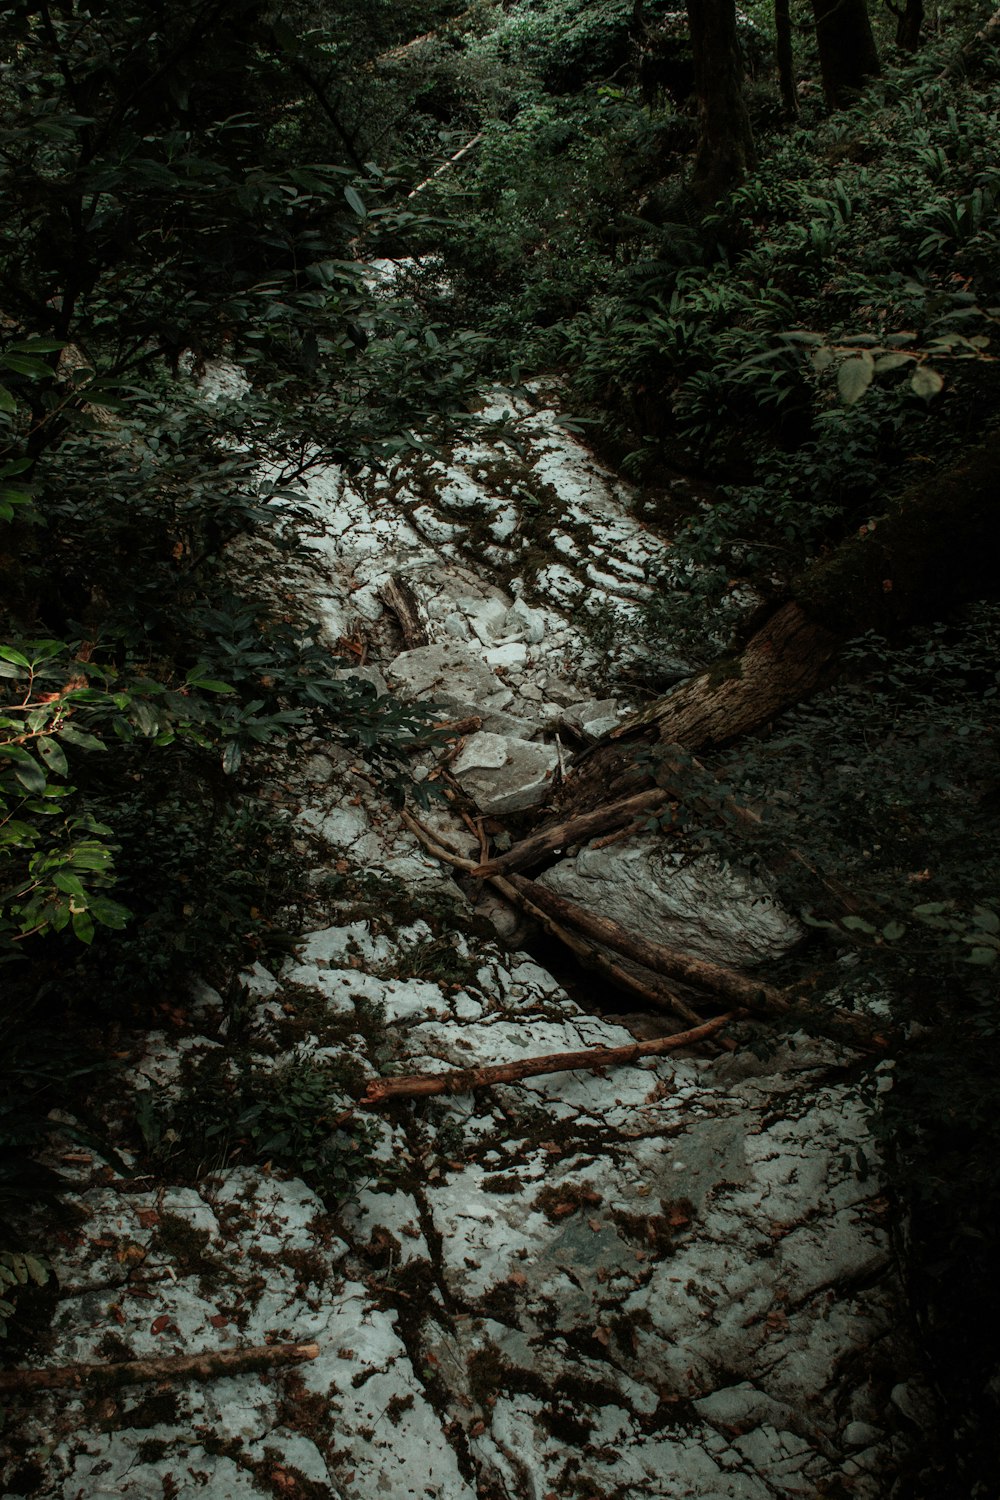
left=71, top=909, right=95, bottom=944
left=837, top=354, right=875, bottom=405
left=874, top=352, right=914, bottom=373
left=973, top=907, right=1000, bottom=934
left=841, top=914, right=878, bottom=935
left=911, top=364, right=944, bottom=399
left=38, top=738, right=69, bottom=776
left=222, top=740, right=242, bottom=775
left=13, top=756, right=46, bottom=794
left=344, top=184, right=367, bottom=218
left=967, top=946, right=997, bottom=966
left=53, top=871, right=87, bottom=900
left=0, top=355, right=49, bottom=378
left=56, top=724, right=106, bottom=750
left=0, top=645, right=30, bottom=668
left=882, top=921, right=907, bottom=941
left=0, top=386, right=16, bottom=414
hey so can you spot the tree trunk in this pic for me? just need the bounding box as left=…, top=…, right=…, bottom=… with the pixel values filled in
left=893, top=0, right=924, bottom=51
left=613, top=600, right=840, bottom=749
left=775, top=0, right=799, bottom=116
left=810, top=0, right=881, bottom=108
left=686, top=0, right=756, bottom=203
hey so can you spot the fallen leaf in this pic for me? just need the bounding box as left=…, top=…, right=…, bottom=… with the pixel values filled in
left=135, top=1209, right=160, bottom=1230
left=588, top=1217, right=603, bottom=1232
left=151, top=1314, right=173, bottom=1335
left=209, top=1314, right=229, bottom=1329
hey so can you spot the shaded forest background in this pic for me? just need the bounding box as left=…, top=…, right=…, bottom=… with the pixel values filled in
left=1, top=1, right=998, bottom=1490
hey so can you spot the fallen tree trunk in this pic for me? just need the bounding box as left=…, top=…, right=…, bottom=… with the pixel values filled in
left=0, top=1341, right=319, bottom=1396
left=488, top=872, right=728, bottom=1042
left=612, top=433, right=1000, bottom=753
left=612, top=600, right=840, bottom=749
left=359, top=1015, right=735, bottom=1104
left=508, top=874, right=791, bottom=1015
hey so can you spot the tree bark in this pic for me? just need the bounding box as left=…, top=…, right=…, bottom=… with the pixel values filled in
left=609, top=430, right=1000, bottom=753
left=0, top=1341, right=319, bottom=1395
left=810, top=0, right=881, bottom=108
left=686, top=0, right=756, bottom=203
left=775, top=0, right=799, bottom=116
left=612, top=601, right=840, bottom=749
left=888, top=0, right=924, bottom=51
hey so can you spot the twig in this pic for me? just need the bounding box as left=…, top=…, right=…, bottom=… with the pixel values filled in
left=359, top=1015, right=735, bottom=1104
left=407, top=133, right=484, bottom=199
left=472, top=790, right=667, bottom=878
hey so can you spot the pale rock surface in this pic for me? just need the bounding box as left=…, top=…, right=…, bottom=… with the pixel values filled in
left=450, top=730, right=558, bottom=814
left=1, top=368, right=924, bottom=1500
left=538, top=834, right=802, bottom=965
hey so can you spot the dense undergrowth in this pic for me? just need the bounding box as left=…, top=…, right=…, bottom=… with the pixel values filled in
left=2, top=0, right=999, bottom=1488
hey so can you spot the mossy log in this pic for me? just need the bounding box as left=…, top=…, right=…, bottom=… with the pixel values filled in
left=612, top=432, right=1000, bottom=754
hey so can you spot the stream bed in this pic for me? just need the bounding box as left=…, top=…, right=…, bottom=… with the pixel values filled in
left=1, top=375, right=932, bottom=1500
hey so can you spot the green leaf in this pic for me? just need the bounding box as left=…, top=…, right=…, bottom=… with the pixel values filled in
left=841, top=915, right=878, bottom=935
left=37, top=737, right=69, bottom=776
left=837, top=354, right=875, bottom=405
left=0, top=645, right=31, bottom=668
left=222, top=740, right=242, bottom=775
left=0, top=386, right=16, bottom=414
left=874, top=352, right=914, bottom=373
left=882, top=921, right=906, bottom=941
left=911, top=364, right=944, bottom=399
left=53, top=871, right=88, bottom=900
left=13, top=756, right=46, bottom=794
left=972, top=907, right=1000, bottom=934
left=967, top=946, right=997, bottom=966
left=56, top=725, right=106, bottom=751
left=71, top=909, right=95, bottom=945
left=186, top=678, right=235, bottom=694
left=344, top=185, right=367, bottom=218
left=0, top=355, right=49, bottom=379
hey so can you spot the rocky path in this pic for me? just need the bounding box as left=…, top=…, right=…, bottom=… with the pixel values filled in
left=1, top=382, right=929, bottom=1498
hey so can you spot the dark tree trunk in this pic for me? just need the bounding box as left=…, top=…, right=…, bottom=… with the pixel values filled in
left=810, top=0, right=881, bottom=108
left=900, top=0, right=924, bottom=51
left=891, top=0, right=924, bottom=51
left=626, top=430, right=1000, bottom=749
left=686, top=0, right=756, bottom=204
left=775, top=0, right=799, bottom=117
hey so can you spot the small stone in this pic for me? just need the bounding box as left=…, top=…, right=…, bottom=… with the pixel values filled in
left=843, top=1421, right=882, bottom=1448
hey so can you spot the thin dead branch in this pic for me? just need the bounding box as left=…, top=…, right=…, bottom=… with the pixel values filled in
left=472, top=789, right=667, bottom=877
left=359, top=1015, right=736, bottom=1104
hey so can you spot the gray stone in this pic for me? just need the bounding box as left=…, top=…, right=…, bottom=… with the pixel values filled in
left=560, top=695, right=626, bottom=739
left=450, top=731, right=558, bottom=815
left=385, top=643, right=520, bottom=731
left=537, top=834, right=801, bottom=966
